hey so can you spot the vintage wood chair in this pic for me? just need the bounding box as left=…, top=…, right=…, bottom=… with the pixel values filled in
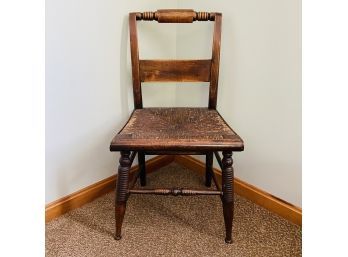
left=110, top=9, right=244, bottom=244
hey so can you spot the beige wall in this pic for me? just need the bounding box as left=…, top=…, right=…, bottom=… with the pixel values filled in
left=46, top=1, right=301, bottom=207
left=45, top=0, right=178, bottom=203
left=177, top=0, right=302, bottom=207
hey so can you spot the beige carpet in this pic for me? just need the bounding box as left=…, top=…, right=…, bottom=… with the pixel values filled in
left=46, top=163, right=302, bottom=257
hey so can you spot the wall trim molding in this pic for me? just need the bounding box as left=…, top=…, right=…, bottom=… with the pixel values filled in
left=174, top=155, right=302, bottom=226
left=45, top=155, right=174, bottom=222
left=46, top=154, right=301, bottom=226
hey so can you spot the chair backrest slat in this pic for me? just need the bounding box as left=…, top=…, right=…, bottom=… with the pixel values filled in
left=140, top=60, right=211, bottom=82
left=129, top=10, right=222, bottom=109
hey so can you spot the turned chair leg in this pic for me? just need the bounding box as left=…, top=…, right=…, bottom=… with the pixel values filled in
left=221, top=151, right=234, bottom=244
left=205, top=152, right=213, bottom=187
left=138, top=152, right=146, bottom=186
left=115, top=151, right=131, bottom=240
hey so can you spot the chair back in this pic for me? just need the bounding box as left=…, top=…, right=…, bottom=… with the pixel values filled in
left=129, top=9, right=222, bottom=109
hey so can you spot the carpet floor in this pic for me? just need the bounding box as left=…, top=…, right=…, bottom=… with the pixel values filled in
left=46, top=163, right=302, bottom=257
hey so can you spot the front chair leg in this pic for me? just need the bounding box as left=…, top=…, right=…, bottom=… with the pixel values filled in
left=115, top=151, right=131, bottom=240
left=221, top=151, right=234, bottom=244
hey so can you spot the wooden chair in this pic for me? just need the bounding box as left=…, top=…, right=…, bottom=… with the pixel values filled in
left=110, top=9, right=244, bottom=244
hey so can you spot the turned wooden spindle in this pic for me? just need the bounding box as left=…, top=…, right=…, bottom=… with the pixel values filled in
left=135, top=10, right=215, bottom=23
left=115, top=151, right=131, bottom=240
left=129, top=188, right=223, bottom=196
left=196, top=11, right=214, bottom=21
left=222, top=151, right=234, bottom=244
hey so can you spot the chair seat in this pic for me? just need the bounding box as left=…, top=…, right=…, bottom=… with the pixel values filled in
left=110, top=108, right=244, bottom=152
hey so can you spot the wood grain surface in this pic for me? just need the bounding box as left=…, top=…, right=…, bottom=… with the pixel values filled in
left=135, top=10, right=216, bottom=23
left=140, top=60, right=211, bottom=82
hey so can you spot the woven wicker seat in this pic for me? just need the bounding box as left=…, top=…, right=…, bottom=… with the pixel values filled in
left=111, top=108, right=243, bottom=151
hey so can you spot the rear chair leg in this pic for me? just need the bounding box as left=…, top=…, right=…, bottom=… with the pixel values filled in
left=221, top=151, right=234, bottom=244
left=205, top=152, right=213, bottom=187
left=138, top=152, right=146, bottom=186
left=115, top=151, right=131, bottom=240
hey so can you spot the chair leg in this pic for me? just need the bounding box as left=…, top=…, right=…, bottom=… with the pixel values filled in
left=138, top=152, right=146, bottom=186
left=221, top=151, right=234, bottom=244
left=205, top=152, right=213, bottom=187
left=115, top=151, right=131, bottom=240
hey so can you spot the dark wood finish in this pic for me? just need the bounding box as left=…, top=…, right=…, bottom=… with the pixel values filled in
left=135, top=10, right=216, bottom=23
left=110, top=108, right=244, bottom=152
left=221, top=151, right=234, bottom=244
left=111, top=10, right=244, bottom=243
left=139, top=60, right=211, bottom=82
left=214, top=151, right=223, bottom=170
left=209, top=13, right=222, bottom=109
left=115, top=151, right=131, bottom=240
left=138, top=152, right=146, bottom=186
left=129, top=151, right=137, bottom=164
left=205, top=153, right=213, bottom=187
left=144, top=150, right=209, bottom=155
left=129, top=13, right=142, bottom=109
left=129, top=188, right=222, bottom=196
